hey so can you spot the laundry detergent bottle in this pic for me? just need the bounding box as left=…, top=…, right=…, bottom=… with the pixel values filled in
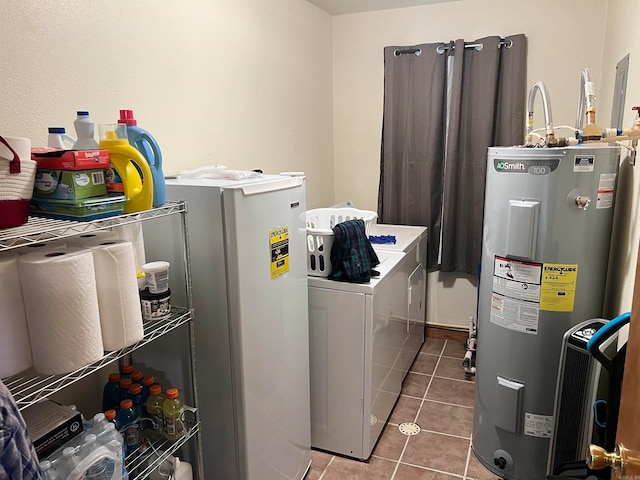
left=99, top=124, right=154, bottom=213
left=118, top=109, right=166, bottom=207
left=72, top=111, right=100, bottom=150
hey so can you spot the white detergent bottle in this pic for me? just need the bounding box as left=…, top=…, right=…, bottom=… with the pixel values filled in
left=72, top=111, right=99, bottom=150
left=47, top=127, right=76, bottom=149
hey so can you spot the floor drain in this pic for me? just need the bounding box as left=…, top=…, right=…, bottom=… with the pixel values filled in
left=370, top=414, right=378, bottom=426
left=399, top=422, right=421, bottom=436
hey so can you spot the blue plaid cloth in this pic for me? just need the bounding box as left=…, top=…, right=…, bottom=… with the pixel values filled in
left=329, top=219, right=380, bottom=283
left=0, top=380, right=43, bottom=480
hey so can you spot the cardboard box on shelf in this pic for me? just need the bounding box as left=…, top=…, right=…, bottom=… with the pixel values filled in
left=22, top=400, right=83, bottom=458
left=33, top=169, right=107, bottom=201
left=31, top=149, right=110, bottom=171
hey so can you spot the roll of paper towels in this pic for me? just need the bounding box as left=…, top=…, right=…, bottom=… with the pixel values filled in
left=0, top=252, right=33, bottom=378
left=113, top=219, right=146, bottom=274
left=18, top=247, right=104, bottom=375
left=16, top=240, right=67, bottom=255
left=66, top=231, right=117, bottom=247
left=87, top=240, right=144, bottom=351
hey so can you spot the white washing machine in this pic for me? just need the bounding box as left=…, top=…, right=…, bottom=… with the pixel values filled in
left=308, top=225, right=426, bottom=460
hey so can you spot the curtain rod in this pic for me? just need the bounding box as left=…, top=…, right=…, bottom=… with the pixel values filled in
left=394, top=38, right=512, bottom=57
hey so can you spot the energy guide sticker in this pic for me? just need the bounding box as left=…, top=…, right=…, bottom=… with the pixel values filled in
left=490, top=256, right=542, bottom=335
left=540, top=263, right=578, bottom=312
left=270, top=226, right=289, bottom=279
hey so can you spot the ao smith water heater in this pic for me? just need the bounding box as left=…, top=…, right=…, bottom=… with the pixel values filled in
left=472, top=72, right=625, bottom=480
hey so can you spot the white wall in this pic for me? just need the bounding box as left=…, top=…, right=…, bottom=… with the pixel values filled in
left=0, top=0, right=334, bottom=209
left=332, top=0, right=609, bottom=327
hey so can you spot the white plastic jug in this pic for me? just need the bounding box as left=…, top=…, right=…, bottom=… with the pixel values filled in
left=47, top=127, right=76, bottom=149
left=72, top=111, right=99, bottom=150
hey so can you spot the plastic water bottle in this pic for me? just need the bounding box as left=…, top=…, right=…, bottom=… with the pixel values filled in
left=39, top=460, right=61, bottom=480
left=102, top=372, right=121, bottom=411
left=82, top=434, right=108, bottom=480
left=92, top=412, right=109, bottom=434
left=57, top=446, right=80, bottom=478
left=118, top=109, right=166, bottom=207
left=162, top=387, right=185, bottom=440
left=145, top=384, right=164, bottom=431
left=99, top=423, right=129, bottom=480
left=117, top=399, right=141, bottom=454
left=72, top=111, right=99, bottom=150
left=47, top=127, right=76, bottom=149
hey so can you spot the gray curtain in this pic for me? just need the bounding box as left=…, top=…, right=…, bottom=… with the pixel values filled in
left=440, top=34, right=527, bottom=275
left=378, top=43, right=447, bottom=271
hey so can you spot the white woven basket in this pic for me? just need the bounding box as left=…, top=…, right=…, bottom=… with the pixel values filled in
left=306, top=207, right=378, bottom=277
left=0, top=136, right=37, bottom=228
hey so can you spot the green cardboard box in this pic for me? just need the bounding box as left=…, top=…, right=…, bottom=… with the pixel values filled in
left=33, top=169, right=107, bottom=200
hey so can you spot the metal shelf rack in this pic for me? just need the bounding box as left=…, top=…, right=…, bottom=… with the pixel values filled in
left=0, top=201, right=203, bottom=479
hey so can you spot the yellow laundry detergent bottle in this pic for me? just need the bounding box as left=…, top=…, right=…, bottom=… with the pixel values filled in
left=99, top=124, right=154, bottom=213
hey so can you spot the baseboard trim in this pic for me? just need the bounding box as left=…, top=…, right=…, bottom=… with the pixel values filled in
left=425, top=323, right=468, bottom=342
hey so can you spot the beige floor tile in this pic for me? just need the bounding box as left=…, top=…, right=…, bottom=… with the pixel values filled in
left=320, top=455, right=396, bottom=479
left=388, top=395, right=422, bottom=425
left=401, top=431, right=469, bottom=476
left=401, top=372, right=430, bottom=398
left=426, top=377, right=475, bottom=408
left=372, top=424, right=408, bottom=461
left=434, top=356, right=476, bottom=382
left=395, top=463, right=462, bottom=479
left=310, top=449, right=334, bottom=471
left=416, top=400, right=473, bottom=438
left=410, top=353, right=439, bottom=375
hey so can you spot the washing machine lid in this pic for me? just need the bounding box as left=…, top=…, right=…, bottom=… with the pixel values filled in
left=369, top=224, right=427, bottom=254
left=307, top=250, right=405, bottom=294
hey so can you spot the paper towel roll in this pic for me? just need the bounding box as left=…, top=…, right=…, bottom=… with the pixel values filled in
left=18, top=247, right=104, bottom=375
left=87, top=240, right=144, bottom=351
left=16, top=240, right=67, bottom=255
left=66, top=231, right=117, bottom=247
left=113, top=219, right=146, bottom=274
left=0, top=252, right=33, bottom=378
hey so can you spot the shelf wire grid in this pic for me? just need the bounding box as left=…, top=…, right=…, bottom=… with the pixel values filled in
left=0, top=201, right=186, bottom=251
left=3, top=308, right=192, bottom=410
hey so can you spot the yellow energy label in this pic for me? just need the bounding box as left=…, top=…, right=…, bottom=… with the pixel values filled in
left=270, top=226, right=289, bottom=279
left=540, top=263, right=578, bottom=312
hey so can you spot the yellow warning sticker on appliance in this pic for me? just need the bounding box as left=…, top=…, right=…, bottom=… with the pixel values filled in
left=270, top=226, right=289, bottom=279
left=540, top=263, right=578, bottom=311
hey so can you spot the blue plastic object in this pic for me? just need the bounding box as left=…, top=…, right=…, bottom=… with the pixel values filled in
left=587, top=311, right=631, bottom=354
left=118, top=109, right=166, bottom=207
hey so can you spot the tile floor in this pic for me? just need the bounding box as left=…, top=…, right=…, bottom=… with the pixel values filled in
left=306, top=337, right=501, bottom=480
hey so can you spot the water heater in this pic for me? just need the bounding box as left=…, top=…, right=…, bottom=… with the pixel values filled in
left=472, top=145, right=620, bottom=480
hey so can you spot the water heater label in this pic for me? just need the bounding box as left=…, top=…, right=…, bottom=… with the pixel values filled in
left=596, top=173, right=616, bottom=209
left=573, top=155, right=595, bottom=172
left=270, top=226, right=289, bottom=279
left=494, top=158, right=560, bottom=175
left=540, top=263, right=578, bottom=312
left=524, top=413, right=553, bottom=438
left=490, top=256, right=542, bottom=335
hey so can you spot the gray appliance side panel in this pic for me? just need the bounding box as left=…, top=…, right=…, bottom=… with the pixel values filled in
left=160, top=184, right=240, bottom=479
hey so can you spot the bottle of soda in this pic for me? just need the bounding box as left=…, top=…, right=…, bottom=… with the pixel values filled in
left=162, top=387, right=185, bottom=440
left=145, top=384, right=164, bottom=431
left=116, top=378, right=133, bottom=407
left=102, top=373, right=121, bottom=411
left=117, top=399, right=141, bottom=454
left=127, top=383, right=144, bottom=416
left=130, top=370, right=143, bottom=386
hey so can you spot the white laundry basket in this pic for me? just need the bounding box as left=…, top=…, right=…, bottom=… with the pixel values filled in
left=305, top=208, right=378, bottom=277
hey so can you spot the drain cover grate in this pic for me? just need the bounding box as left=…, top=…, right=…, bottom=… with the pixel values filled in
left=370, top=414, right=378, bottom=426
left=399, top=422, right=421, bottom=436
